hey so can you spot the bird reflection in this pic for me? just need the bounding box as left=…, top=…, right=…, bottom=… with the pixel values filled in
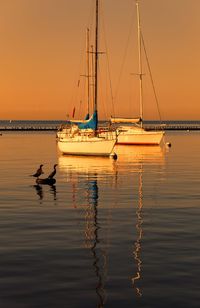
left=34, top=184, right=43, bottom=200
left=50, top=185, right=57, bottom=200
left=132, top=165, right=143, bottom=297
left=84, top=175, right=106, bottom=307
left=33, top=184, right=57, bottom=201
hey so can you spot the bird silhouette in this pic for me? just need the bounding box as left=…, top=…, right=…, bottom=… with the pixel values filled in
left=31, top=164, right=44, bottom=178
left=48, top=164, right=57, bottom=179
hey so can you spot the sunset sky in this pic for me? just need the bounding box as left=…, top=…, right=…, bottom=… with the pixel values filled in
left=0, top=0, right=200, bottom=120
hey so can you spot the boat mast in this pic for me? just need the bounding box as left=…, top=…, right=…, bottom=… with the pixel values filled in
left=136, top=0, right=143, bottom=127
left=86, top=28, right=90, bottom=116
left=91, top=44, right=95, bottom=111
left=94, top=0, right=99, bottom=123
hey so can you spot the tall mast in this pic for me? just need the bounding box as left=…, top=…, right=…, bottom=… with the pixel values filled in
left=91, top=44, right=95, bottom=111
left=94, top=0, right=99, bottom=116
left=86, top=28, right=90, bottom=115
left=136, top=0, right=143, bottom=127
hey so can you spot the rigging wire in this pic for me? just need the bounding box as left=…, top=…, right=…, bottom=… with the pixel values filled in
left=113, top=8, right=136, bottom=108
left=94, top=0, right=107, bottom=119
left=68, top=0, right=95, bottom=120
left=101, top=2, right=115, bottom=117
left=141, top=32, right=163, bottom=123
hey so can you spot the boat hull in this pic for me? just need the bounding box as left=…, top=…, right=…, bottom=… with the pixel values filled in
left=58, top=137, right=116, bottom=156
left=117, top=128, right=164, bottom=145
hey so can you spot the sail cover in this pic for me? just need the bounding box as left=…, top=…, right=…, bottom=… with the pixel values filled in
left=70, top=111, right=98, bottom=130
left=110, top=116, right=141, bottom=124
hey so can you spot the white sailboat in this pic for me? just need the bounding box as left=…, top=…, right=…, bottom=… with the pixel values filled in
left=57, top=0, right=117, bottom=157
left=111, top=0, right=164, bottom=145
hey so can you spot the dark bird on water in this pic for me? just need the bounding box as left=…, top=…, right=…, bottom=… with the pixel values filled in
left=36, top=177, right=56, bottom=185
left=31, top=164, right=44, bottom=178
left=48, top=164, right=57, bottom=179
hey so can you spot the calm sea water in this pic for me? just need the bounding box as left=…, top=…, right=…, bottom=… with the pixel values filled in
left=0, top=131, right=200, bottom=308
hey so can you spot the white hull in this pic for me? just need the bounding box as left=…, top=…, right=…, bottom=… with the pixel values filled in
left=57, top=128, right=70, bottom=139
left=58, top=135, right=116, bottom=156
left=117, top=126, right=164, bottom=145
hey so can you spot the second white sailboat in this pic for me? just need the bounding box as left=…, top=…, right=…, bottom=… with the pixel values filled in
left=111, top=0, right=164, bottom=146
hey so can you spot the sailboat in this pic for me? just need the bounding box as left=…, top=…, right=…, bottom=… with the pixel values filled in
left=111, top=0, right=164, bottom=145
left=57, top=0, right=117, bottom=157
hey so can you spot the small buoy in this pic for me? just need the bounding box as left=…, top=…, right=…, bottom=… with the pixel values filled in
left=110, top=152, right=118, bottom=160
left=166, top=142, right=171, bottom=147
left=36, top=178, right=56, bottom=185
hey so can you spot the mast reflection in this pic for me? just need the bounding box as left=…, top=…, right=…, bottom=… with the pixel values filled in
left=132, top=165, right=143, bottom=297
left=58, top=145, right=166, bottom=302
left=84, top=175, right=106, bottom=307
left=58, top=155, right=117, bottom=307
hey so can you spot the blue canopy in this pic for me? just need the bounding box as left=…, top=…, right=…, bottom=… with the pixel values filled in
left=71, top=111, right=98, bottom=130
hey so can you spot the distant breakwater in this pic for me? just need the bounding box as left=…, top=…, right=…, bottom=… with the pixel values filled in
left=145, top=123, right=200, bottom=131
left=0, top=126, right=58, bottom=131
left=0, top=123, right=200, bottom=131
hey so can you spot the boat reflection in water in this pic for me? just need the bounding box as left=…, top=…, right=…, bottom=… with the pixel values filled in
left=58, top=144, right=165, bottom=179
left=119, top=145, right=165, bottom=297
left=58, top=145, right=166, bottom=302
left=58, top=155, right=116, bottom=176
left=115, top=144, right=165, bottom=164
left=132, top=164, right=143, bottom=297
left=85, top=176, right=107, bottom=307
left=58, top=156, right=116, bottom=307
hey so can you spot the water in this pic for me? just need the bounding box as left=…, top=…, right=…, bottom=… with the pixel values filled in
left=0, top=131, right=200, bottom=307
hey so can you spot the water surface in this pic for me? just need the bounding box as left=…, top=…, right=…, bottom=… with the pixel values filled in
left=0, top=131, right=200, bottom=307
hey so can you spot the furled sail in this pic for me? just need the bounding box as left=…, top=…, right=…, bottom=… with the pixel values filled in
left=110, top=116, right=141, bottom=124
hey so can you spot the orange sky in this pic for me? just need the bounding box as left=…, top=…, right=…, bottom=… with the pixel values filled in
left=0, top=0, right=200, bottom=120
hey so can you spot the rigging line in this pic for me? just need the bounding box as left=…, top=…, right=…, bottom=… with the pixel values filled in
left=70, top=36, right=87, bottom=119
left=69, top=49, right=85, bottom=119
left=86, top=0, right=95, bottom=39
left=88, top=0, right=95, bottom=27
left=96, top=1, right=108, bottom=119
left=98, top=61, right=108, bottom=119
left=141, top=32, right=163, bottom=123
left=71, top=0, right=95, bottom=119
left=114, top=7, right=135, bottom=105
left=101, top=1, right=115, bottom=117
